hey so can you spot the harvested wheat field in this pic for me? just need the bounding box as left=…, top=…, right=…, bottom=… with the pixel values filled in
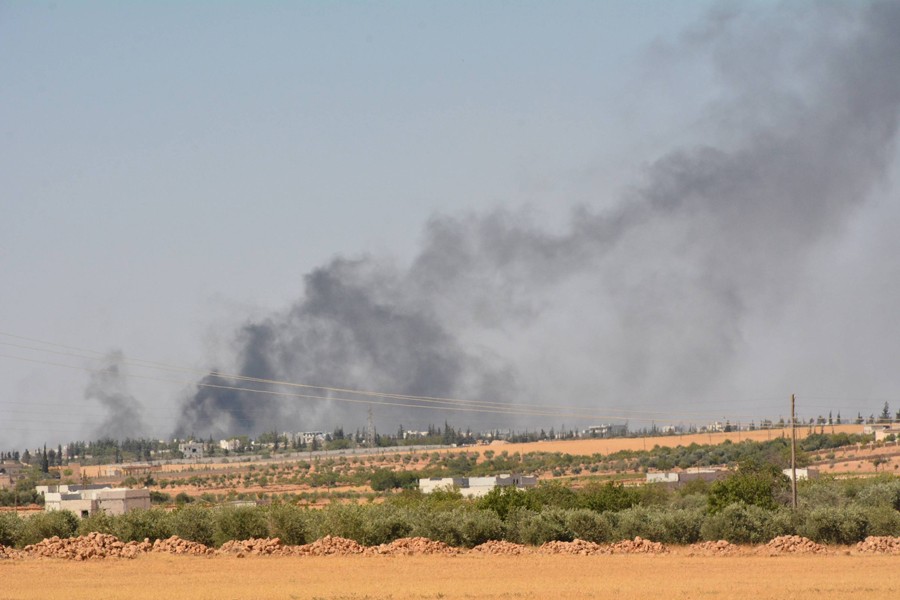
left=493, top=424, right=863, bottom=456
left=1, top=552, right=898, bottom=600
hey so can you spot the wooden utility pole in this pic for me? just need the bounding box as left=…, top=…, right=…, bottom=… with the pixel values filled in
left=790, top=394, right=798, bottom=509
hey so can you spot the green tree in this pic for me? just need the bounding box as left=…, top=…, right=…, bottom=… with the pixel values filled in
left=708, top=460, right=789, bottom=513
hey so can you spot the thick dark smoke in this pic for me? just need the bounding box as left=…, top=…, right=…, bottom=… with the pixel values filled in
left=87, top=351, right=147, bottom=439
left=176, top=2, right=900, bottom=438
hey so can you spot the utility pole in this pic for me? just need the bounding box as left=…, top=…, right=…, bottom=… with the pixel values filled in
left=791, top=393, right=798, bottom=509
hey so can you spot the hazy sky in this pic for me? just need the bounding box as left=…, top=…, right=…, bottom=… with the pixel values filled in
left=3, top=1, right=900, bottom=447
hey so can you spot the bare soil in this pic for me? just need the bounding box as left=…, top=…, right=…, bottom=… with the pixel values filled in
left=1, top=552, right=897, bottom=600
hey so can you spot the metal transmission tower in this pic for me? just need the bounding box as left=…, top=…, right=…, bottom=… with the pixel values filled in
left=367, top=407, right=376, bottom=448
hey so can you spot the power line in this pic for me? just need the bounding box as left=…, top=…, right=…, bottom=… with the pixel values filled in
left=0, top=331, right=792, bottom=421
left=0, top=330, right=890, bottom=424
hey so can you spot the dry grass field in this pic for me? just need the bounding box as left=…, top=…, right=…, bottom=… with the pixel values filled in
left=68, top=424, right=886, bottom=504
left=1, top=552, right=898, bottom=600
left=493, top=424, right=863, bottom=456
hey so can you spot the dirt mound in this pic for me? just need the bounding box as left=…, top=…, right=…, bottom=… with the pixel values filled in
left=471, top=540, right=532, bottom=555
left=689, top=540, right=737, bottom=556
left=366, top=537, right=459, bottom=556
left=610, top=537, right=669, bottom=554
left=152, top=536, right=215, bottom=556
left=762, top=535, right=827, bottom=555
left=23, top=533, right=148, bottom=560
left=855, top=536, right=900, bottom=555
left=218, top=537, right=285, bottom=556
left=0, top=544, right=24, bottom=559
left=539, top=539, right=611, bottom=555
left=293, top=535, right=366, bottom=556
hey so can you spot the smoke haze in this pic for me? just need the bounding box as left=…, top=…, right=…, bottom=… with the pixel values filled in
left=171, top=2, right=900, bottom=438
left=86, top=352, right=147, bottom=440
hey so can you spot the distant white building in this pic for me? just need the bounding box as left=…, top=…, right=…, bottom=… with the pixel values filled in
left=660, top=425, right=683, bottom=434
left=646, top=469, right=726, bottom=485
left=298, top=432, right=326, bottom=445
left=37, top=484, right=150, bottom=518
left=419, top=474, right=537, bottom=498
left=645, top=472, right=680, bottom=484
left=219, top=438, right=241, bottom=452
left=584, top=424, right=628, bottom=438
left=864, top=424, right=900, bottom=442
left=782, top=468, right=818, bottom=482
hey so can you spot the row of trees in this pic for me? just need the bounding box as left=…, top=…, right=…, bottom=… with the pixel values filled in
left=2, top=473, right=898, bottom=549
left=5, top=399, right=898, bottom=467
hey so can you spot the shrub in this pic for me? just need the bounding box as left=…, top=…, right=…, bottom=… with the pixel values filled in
left=700, top=503, right=779, bottom=544
left=77, top=511, right=117, bottom=537
left=578, top=482, right=639, bottom=512
left=526, top=482, right=579, bottom=510
left=507, top=507, right=572, bottom=545
left=708, top=462, right=789, bottom=513
left=171, top=504, right=215, bottom=546
left=798, top=478, right=845, bottom=509
left=266, top=503, right=312, bottom=545
left=799, top=506, right=868, bottom=544
left=410, top=507, right=503, bottom=548
left=369, top=469, right=418, bottom=492
left=361, top=505, right=414, bottom=546
left=862, top=506, right=900, bottom=537
left=564, top=509, right=613, bottom=543
left=213, top=506, right=268, bottom=546
left=635, top=483, right=672, bottom=507
left=453, top=509, right=504, bottom=547
left=315, top=503, right=414, bottom=546
left=853, top=479, right=900, bottom=511
left=614, top=507, right=702, bottom=544
left=112, top=508, right=172, bottom=542
left=149, top=491, right=171, bottom=505
left=19, top=510, right=78, bottom=546
left=314, top=504, right=369, bottom=544
left=477, top=486, right=534, bottom=519
left=0, top=512, right=24, bottom=547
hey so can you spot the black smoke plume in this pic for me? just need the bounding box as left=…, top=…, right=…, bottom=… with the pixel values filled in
left=176, top=2, right=900, bottom=437
left=87, top=351, right=147, bottom=439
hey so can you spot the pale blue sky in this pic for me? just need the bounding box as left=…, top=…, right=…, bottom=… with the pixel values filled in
left=4, top=1, right=899, bottom=446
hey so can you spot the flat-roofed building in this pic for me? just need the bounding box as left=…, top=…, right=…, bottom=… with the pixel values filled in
left=36, top=484, right=150, bottom=518
left=418, top=474, right=537, bottom=498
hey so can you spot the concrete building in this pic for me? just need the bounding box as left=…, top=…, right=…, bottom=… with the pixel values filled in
left=36, top=484, right=151, bottom=518
left=645, top=472, right=680, bottom=484
left=219, top=438, right=242, bottom=452
left=646, top=468, right=726, bottom=485
left=298, top=432, right=326, bottom=445
left=99, top=464, right=159, bottom=478
left=0, top=462, right=28, bottom=490
left=782, top=468, right=818, bottom=482
left=864, top=424, right=900, bottom=442
left=584, top=424, right=628, bottom=438
left=419, top=474, right=537, bottom=498
left=178, top=442, right=205, bottom=459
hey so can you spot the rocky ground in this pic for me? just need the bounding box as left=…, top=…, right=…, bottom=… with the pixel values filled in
left=2, top=534, right=899, bottom=560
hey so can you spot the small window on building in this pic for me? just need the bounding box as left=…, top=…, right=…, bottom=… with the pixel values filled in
left=81, top=510, right=89, bottom=518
